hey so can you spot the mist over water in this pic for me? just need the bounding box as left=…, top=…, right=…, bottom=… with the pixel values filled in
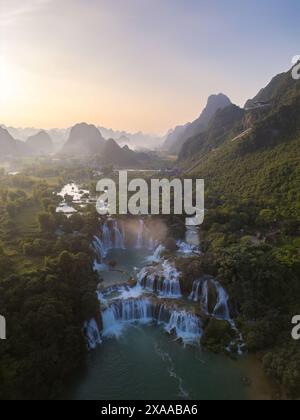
left=69, top=216, right=252, bottom=400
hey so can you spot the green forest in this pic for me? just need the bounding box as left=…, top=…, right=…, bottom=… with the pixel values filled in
left=0, top=62, right=299, bottom=400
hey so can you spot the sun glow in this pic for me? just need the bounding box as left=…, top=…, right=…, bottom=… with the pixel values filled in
left=0, top=55, right=19, bottom=105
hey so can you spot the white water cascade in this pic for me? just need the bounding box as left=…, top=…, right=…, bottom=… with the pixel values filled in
left=188, top=278, right=244, bottom=352
left=102, top=299, right=155, bottom=338
left=148, top=244, right=166, bottom=263
left=160, top=261, right=182, bottom=298
left=176, top=241, right=201, bottom=255
left=165, top=311, right=203, bottom=345
left=93, top=220, right=125, bottom=263
left=84, top=319, right=102, bottom=350
left=102, top=222, right=113, bottom=251
left=135, top=220, right=144, bottom=249
left=101, top=298, right=202, bottom=345
left=137, top=261, right=182, bottom=299
left=212, top=280, right=231, bottom=322
left=189, top=279, right=203, bottom=302
left=189, top=278, right=231, bottom=321
left=113, top=220, right=125, bottom=249
left=134, top=219, right=156, bottom=250
left=89, top=217, right=242, bottom=353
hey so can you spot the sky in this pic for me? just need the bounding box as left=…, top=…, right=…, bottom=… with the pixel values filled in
left=0, top=0, right=300, bottom=134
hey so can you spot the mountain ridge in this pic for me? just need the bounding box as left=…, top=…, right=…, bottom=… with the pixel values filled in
left=26, top=130, right=54, bottom=155
left=164, top=93, right=232, bottom=154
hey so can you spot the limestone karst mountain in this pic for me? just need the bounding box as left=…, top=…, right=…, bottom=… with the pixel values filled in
left=0, top=126, right=30, bottom=160
left=164, top=93, right=232, bottom=154
left=26, top=131, right=54, bottom=155
left=60, top=123, right=106, bottom=156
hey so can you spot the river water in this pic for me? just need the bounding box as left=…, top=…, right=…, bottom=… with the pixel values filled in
left=66, top=243, right=272, bottom=401
left=67, top=325, right=251, bottom=400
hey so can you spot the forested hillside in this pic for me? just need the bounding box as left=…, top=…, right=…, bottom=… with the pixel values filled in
left=176, top=66, right=300, bottom=397
left=0, top=171, right=100, bottom=399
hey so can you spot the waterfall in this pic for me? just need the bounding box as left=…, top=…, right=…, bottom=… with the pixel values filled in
left=185, top=226, right=200, bottom=248
left=113, top=220, right=125, bottom=249
left=93, top=235, right=107, bottom=259
left=101, top=298, right=202, bottom=345
left=201, top=280, right=209, bottom=314
left=143, top=272, right=157, bottom=291
left=93, top=220, right=126, bottom=263
left=148, top=244, right=165, bottom=263
left=189, top=278, right=244, bottom=353
left=212, top=280, right=231, bottom=322
left=176, top=241, right=201, bottom=255
left=102, top=306, right=124, bottom=338
left=102, top=299, right=154, bottom=337
left=134, top=219, right=156, bottom=250
left=84, top=319, right=102, bottom=349
left=165, top=311, right=203, bottom=345
left=160, top=261, right=182, bottom=298
left=189, top=279, right=203, bottom=302
left=135, top=220, right=144, bottom=249
left=137, top=261, right=182, bottom=299
left=189, top=278, right=231, bottom=321
left=102, top=222, right=113, bottom=251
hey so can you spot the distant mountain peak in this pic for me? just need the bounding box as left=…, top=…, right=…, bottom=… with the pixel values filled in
left=163, top=93, right=232, bottom=154
left=0, top=126, right=30, bottom=158
left=26, top=130, right=53, bottom=155
left=198, top=93, right=232, bottom=126
left=60, top=123, right=105, bottom=156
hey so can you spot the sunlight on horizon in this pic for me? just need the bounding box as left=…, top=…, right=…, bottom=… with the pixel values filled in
left=1, top=0, right=299, bottom=132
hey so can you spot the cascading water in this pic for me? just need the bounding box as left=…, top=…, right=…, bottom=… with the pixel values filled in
left=134, top=219, right=156, bottom=250
left=165, top=311, right=203, bottom=345
left=93, top=235, right=107, bottom=259
left=135, top=220, right=144, bottom=249
left=102, top=299, right=154, bottom=338
left=189, top=279, right=203, bottom=302
left=89, top=218, right=243, bottom=354
left=189, top=278, right=231, bottom=320
left=113, top=220, right=125, bottom=249
left=185, top=226, right=200, bottom=248
left=176, top=241, right=201, bottom=255
left=201, top=280, right=209, bottom=314
left=137, top=260, right=182, bottom=299
left=93, top=220, right=126, bottom=263
left=160, top=261, right=182, bottom=298
left=84, top=319, right=102, bottom=349
left=102, top=222, right=113, bottom=251
left=188, top=277, right=244, bottom=352
left=212, top=280, right=231, bottom=321
left=101, top=298, right=202, bottom=346
left=148, top=244, right=165, bottom=263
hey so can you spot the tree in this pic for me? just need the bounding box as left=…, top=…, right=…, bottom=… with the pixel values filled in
left=38, top=212, right=55, bottom=233
left=259, top=209, right=275, bottom=226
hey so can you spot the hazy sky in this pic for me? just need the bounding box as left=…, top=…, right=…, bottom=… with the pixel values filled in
left=0, top=0, right=299, bottom=133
